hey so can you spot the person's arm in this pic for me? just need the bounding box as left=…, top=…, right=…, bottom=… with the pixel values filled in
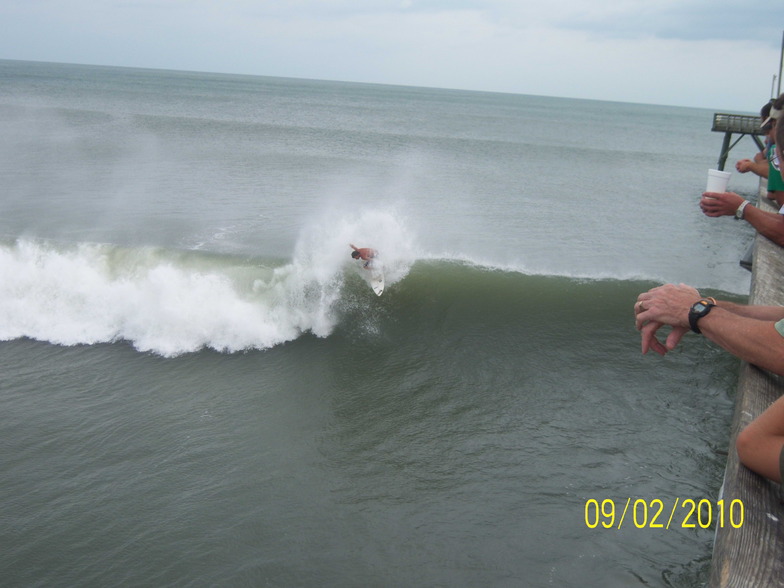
left=634, top=284, right=784, bottom=370
left=701, top=192, right=784, bottom=247
left=739, top=204, right=784, bottom=246
left=698, top=310, right=784, bottom=376
left=736, top=158, right=769, bottom=178
left=713, top=300, right=784, bottom=321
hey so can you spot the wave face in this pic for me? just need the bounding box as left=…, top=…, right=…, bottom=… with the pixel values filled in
left=1, top=233, right=671, bottom=358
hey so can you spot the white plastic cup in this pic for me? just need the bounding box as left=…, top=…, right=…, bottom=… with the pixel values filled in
left=706, top=169, right=731, bottom=192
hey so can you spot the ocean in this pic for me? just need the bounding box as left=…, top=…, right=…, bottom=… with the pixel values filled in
left=0, top=59, right=765, bottom=586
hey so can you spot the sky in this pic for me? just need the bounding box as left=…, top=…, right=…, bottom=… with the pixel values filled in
left=1, top=0, right=783, bottom=111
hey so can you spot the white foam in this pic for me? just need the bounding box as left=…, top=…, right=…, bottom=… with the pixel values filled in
left=0, top=239, right=332, bottom=356
left=0, top=207, right=418, bottom=356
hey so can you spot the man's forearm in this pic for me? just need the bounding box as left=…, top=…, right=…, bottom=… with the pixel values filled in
left=699, top=309, right=784, bottom=375
left=715, top=300, right=784, bottom=321
left=749, top=160, right=769, bottom=178
left=742, top=205, right=784, bottom=247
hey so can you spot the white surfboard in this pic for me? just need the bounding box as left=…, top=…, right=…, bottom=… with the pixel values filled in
left=357, top=260, right=385, bottom=296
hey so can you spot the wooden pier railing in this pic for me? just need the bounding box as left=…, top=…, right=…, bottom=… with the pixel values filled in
left=708, top=182, right=784, bottom=586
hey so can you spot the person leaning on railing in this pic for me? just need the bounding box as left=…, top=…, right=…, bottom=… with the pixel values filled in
left=700, top=93, right=784, bottom=246
left=634, top=284, right=784, bottom=487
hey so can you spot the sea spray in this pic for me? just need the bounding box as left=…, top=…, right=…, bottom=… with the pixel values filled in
left=293, top=205, right=418, bottom=286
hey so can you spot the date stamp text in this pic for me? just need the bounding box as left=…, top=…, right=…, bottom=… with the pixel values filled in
left=584, top=498, right=744, bottom=530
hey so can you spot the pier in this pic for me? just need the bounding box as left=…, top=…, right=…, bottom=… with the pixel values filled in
left=708, top=182, right=784, bottom=586
left=711, top=113, right=767, bottom=171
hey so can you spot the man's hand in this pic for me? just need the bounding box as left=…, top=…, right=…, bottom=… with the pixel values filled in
left=638, top=321, right=690, bottom=355
left=634, top=284, right=701, bottom=355
left=699, top=191, right=745, bottom=217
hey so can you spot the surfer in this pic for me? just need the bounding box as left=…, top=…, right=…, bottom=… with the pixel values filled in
left=349, top=244, right=377, bottom=269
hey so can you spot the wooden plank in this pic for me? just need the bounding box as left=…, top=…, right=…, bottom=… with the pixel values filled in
left=709, top=189, right=784, bottom=587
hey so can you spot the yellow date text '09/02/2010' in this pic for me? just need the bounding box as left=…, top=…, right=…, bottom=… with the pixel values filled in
left=583, top=498, right=744, bottom=530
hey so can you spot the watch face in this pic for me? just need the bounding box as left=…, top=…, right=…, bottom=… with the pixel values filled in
left=693, top=302, right=708, bottom=313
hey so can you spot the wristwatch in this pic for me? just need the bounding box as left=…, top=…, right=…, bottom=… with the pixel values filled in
left=735, top=200, right=750, bottom=219
left=688, top=299, right=715, bottom=334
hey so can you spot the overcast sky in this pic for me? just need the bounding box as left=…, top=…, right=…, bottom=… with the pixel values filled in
left=2, top=1, right=783, bottom=111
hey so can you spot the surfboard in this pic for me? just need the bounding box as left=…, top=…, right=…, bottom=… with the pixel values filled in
left=357, top=260, right=385, bottom=296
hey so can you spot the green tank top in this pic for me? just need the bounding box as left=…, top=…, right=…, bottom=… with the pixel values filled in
left=768, top=144, right=784, bottom=192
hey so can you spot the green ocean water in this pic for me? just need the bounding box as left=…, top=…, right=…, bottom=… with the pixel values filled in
left=0, top=59, right=760, bottom=586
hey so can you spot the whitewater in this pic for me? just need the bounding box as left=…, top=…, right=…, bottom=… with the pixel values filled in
left=0, top=207, right=421, bottom=354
